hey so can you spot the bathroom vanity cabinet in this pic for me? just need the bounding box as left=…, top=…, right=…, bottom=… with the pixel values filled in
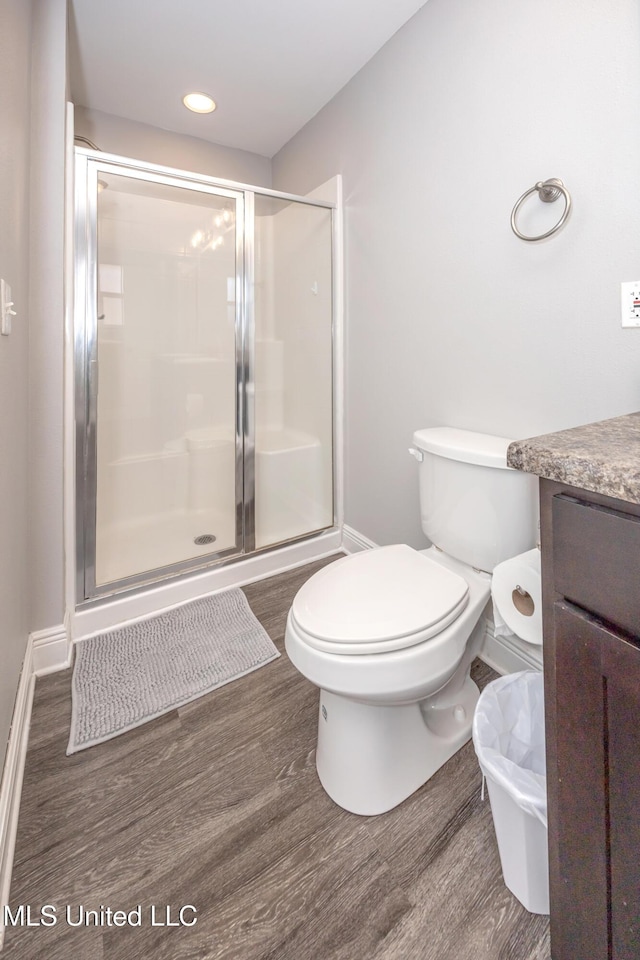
left=540, top=478, right=640, bottom=960
left=507, top=412, right=640, bottom=960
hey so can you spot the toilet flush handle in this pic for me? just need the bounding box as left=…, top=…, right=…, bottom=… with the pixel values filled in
left=408, top=447, right=424, bottom=462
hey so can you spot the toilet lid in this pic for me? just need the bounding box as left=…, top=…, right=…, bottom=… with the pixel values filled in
left=291, top=544, right=469, bottom=649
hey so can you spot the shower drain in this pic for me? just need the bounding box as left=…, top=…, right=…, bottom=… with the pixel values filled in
left=194, top=534, right=217, bottom=546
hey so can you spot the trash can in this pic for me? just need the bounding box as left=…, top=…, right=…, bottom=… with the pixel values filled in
left=472, top=670, right=549, bottom=915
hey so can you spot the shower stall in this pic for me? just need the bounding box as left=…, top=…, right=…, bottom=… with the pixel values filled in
left=74, top=151, right=335, bottom=602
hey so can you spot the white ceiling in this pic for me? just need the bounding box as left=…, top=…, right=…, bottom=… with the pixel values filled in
left=69, top=0, right=428, bottom=159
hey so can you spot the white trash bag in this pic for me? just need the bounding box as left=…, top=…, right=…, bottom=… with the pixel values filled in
left=472, top=670, right=547, bottom=827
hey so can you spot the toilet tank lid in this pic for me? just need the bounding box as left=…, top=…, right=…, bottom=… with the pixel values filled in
left=412, top=427, right=513, bottom=469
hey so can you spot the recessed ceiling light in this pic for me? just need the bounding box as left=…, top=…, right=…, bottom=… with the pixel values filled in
left=183, top=92, right=216, bottom=114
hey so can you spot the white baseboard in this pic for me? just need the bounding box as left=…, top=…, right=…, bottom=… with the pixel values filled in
left=72, top=529, right=343, bottom=642
left=479, top=620, right=543, bottom=676
left=30, top=624, right=71, bottom=677
left=0, top=641, right=35, bottom=951
left=342, top=525, right=378, bottom=553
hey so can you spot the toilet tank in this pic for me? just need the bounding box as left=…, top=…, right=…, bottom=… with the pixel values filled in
left=412, top=427, right=538, bottom=572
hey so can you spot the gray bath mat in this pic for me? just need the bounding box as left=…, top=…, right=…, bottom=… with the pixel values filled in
left=67, top=588, right=279, bottom=754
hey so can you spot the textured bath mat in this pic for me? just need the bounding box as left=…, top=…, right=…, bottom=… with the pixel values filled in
left=67, top=588, right=279, bottom=754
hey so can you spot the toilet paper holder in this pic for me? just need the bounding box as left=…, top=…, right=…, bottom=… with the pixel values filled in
left=512, top=585, right=535, bottom=617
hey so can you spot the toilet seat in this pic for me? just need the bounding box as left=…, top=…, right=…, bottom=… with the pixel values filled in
left=291, top=544, right=469, bottom=655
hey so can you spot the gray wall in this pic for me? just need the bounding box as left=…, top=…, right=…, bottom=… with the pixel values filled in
left=273, top=0, right=640, bottom=548
left=29, top=0, right=68, bottom=633
left=75, top=107, right=272, bottom=187
left=0, top=0, right=33, bottom=766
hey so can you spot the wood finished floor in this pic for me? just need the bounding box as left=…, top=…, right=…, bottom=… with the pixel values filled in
left=5, top=557, right=550, bottom=959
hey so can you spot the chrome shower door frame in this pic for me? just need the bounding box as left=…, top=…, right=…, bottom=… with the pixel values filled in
left=75, top=149, right=338, bottom=605
left=75, top=152, right=248, bottom=601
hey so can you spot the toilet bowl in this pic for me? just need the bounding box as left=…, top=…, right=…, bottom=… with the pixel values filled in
left=286, top=545, right=491, bottom=815
left=285, top=427, right=538, bottom=816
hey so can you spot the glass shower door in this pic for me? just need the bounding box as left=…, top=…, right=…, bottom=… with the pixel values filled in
left=253, top=194, right=334, bottom=549
left=88, top=165, right=243, bottom=591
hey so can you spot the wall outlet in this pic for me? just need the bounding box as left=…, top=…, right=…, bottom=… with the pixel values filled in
left=620, top=281, right=640, bottom=328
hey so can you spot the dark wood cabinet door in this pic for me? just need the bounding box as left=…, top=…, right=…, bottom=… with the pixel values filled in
left=554, top=600, right=640, bottom=960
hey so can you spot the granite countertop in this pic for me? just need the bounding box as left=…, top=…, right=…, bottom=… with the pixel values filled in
left=507, top=411, right=640, bottom=505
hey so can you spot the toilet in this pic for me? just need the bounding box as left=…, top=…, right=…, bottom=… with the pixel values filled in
left=285, top=427, right=538, bottom=815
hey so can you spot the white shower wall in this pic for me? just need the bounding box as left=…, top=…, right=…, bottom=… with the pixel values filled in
left=92, top=172, right=334, bottom=589
left=254, top=198, right=333, bottom=549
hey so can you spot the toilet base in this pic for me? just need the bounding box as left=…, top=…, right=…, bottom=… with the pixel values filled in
left=316, top=673, right=480, bottom=815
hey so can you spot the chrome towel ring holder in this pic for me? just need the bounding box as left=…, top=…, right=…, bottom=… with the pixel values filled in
left=510, top=178, right=571, bottom=241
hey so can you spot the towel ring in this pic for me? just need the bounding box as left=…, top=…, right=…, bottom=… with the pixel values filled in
left=511, top=178, right=571, bottom=242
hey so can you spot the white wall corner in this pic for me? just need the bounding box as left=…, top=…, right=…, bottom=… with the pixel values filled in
left=479, top=619, right=543, bottom=676
left=0, top=641, right=35, bottom=951
left=30, top=624, right=71, bottom=677
left=326, top=174, right=344, bottom=534
left=342, top=525, right=378, bottom=554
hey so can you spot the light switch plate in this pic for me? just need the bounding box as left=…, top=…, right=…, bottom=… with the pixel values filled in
left=1, top=279, right=16, bottom=336
left=620, top=280, right=640, bottom=328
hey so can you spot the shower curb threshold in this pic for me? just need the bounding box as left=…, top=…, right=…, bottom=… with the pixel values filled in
left=71, top=529, right=343, bottom=643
